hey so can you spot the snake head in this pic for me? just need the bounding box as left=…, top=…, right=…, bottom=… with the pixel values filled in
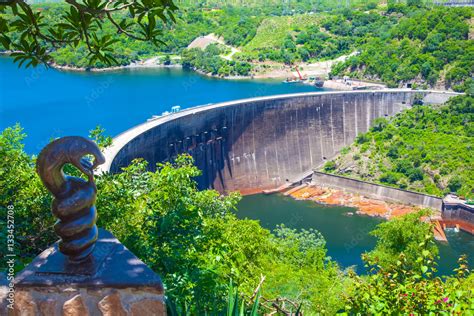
left=79, top=157, right=94, bottom=177
left=37, top=136, right=107, bottom=196
left=72, top=141, right=106, bottom=179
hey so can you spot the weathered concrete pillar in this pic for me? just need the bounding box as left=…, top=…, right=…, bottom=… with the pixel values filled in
left=4, top=229, right=166, bottom=316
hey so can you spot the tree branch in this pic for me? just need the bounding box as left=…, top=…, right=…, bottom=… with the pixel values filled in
left=106, top=11, right=148, bottom=41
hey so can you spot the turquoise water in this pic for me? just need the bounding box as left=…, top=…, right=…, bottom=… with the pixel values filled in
left=0, top=57, right=320, bottom=153
left=237, top=194, right=474, bottom=275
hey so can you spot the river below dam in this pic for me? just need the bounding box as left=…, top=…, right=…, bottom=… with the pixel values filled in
left=1, top=57, right=473, bottom=275
left=237, top=194, right=474, bottom=275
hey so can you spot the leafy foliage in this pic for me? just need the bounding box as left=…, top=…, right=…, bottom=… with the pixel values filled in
left=346, top=237, right=474, bottom=314
left=0, top=125, right=54, bottom=272
left=331, top=5, right=473, bottom=90
left=365, top=210, right=438, bottom=270
left=182, top=44, right=251, bottom=77
left=0, top=126, right=346, bottom=314
left=89, top=125, right=112, bottom=148
left=1, top=125, right=473, bottom=314
left=0, top=0, right=177, bottom=67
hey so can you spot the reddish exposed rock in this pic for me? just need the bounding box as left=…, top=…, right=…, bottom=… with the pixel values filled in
left=286, top=184, right=420, bottom=219
left=130, top=299, right=165, bottom=316
left=63, top=294, right=88, bottom=316
left=98, top=292, right=126, bottom=316
left=390, top=205, right=417, bottom=217
left=13, top=291, right=37, bottom=316
left=356, top=200, right=389, bottom=217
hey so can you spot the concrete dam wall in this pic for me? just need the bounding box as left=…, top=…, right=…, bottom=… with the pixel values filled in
left=102, top=90, right=458, bottom=194
left=312, top=171, right=443, bottom=210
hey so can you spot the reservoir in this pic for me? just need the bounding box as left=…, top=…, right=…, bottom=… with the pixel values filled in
left=1, top=57, right=473, bottom=275
left=0, top=57, right=319, bottom=154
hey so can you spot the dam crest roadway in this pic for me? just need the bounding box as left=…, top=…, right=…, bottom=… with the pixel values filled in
left=99, top=89, right=461, bottom=194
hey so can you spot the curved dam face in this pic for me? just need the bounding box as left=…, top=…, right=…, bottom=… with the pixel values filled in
left=103, top=90, right=457, bottom=194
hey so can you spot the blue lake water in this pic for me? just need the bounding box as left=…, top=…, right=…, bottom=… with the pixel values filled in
left=1, top=56, right=473, bottom=274
left=0, top=57, right=319, bottom=154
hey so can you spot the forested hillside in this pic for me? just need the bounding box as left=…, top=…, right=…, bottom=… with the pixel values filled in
left=324, top=95, right=474, bottom=198
left=2, top=1, right=472, bottom=90
left=331, top=5, right=474, bottom=91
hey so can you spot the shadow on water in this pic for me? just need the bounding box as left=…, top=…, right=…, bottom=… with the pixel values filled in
left=236, top=194, right=474, bottom=275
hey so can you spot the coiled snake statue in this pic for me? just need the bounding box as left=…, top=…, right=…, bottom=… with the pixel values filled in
left=36, top=137, right=105, bottom=262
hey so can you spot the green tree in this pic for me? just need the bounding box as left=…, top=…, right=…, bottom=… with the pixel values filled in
left=365, top=210, right=438, bottom=270
left=89, top=125, right=112, bottom=149
left=0, top=0, right=177, bottom=66
left=346, top=236, right=473, bottom=314
left=0, top=125, right=54, bottom=272
left=448, top=176, right=463, bottom=193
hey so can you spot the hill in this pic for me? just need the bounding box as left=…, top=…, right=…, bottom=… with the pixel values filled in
left=2, top=2, right=472, bottom=90
left=323, top=95, right=474, bottom=198
left=244, top=14, right=324, bottom=50
left=331, top=5, right=473, bottom=91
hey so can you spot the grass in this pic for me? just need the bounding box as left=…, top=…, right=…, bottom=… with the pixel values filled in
left=244, top=14, right=324, bottom=50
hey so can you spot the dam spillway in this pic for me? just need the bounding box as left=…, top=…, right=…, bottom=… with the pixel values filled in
left=101, top=90, right=458, bottom=194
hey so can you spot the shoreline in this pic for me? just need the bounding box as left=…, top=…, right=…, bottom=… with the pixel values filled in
left=0, top=51, right=387, bottom=90
left=51, top=59, right=183, bottom=73
left=0, top=51, right=454, bottom=93
left=283, top=183, right=430, bottom=220
left=0, top=52, right=182, bottom=73
left=4, top=52, right=454, bottom=93
left=280, top=183, right=450, bottom=241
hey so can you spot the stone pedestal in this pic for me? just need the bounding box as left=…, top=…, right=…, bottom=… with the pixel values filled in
left=2, top=229, right=166, bottom=316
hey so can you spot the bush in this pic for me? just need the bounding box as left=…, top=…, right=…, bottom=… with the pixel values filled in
left=356, top=134, right=370, bottom=144
left=379, top=172, right=399, bottom=185
left=323, top=161, right=337, bottom=172
left=448, top=176, right=463, bottom=193
left=408, top=167, right=424, bottom=182
left=387, top=145, right=399, bottom=159
left=346, top=211, right=473, bottom=314
left=365, top=210, right=437, bottom=269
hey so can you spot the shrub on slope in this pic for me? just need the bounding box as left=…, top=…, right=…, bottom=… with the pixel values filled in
left=331, top=6, right=473, bottom=90
left=324, top=95, right=474, bottom=198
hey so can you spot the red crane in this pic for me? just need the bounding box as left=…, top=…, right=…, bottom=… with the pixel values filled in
left=295, top=66, right=304, bottom=81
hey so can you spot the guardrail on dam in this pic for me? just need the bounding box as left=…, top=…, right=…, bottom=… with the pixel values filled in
left=101, top=90, right=459, bottom=194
